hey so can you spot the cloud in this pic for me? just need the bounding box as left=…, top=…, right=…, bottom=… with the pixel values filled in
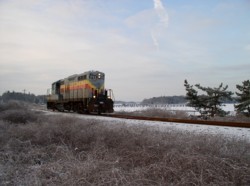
left=0, top=0, right=211, bottom=100
left=153, top=0, right=169, bottom=26
left=245, top=44, right=250, bottom=51
left=0, top=0, right=249, bottom=101
left=124, top=0, right=169, bottom=49
left=0, top=1, right=98, bottom=93
left=151, top=0, right=169, bottom=49
left=0, top=0, right=165, bottom=99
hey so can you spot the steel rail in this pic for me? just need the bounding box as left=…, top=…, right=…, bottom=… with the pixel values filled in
left=44, top=108, right=250, bottom=128
left=104, top=114, right=250, bottom=128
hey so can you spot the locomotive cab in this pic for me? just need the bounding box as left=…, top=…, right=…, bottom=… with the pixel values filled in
left=46, top=80, right=63, bottom=110
left=89, top=89, right=114, bottom=114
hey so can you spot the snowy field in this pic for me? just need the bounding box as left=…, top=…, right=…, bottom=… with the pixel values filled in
left=80, top=114, right=250, bottom=142
left=43, top=108, right=250, bottom=142
left=114, top=103, right=236, bottom=115
left=112, top=104, right=250, bottom=141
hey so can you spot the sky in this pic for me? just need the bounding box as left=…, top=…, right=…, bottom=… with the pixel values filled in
left=0, top=0, right=250, bottom=101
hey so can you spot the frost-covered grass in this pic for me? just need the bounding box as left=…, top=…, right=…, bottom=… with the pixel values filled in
left=116, top=107, right=189, bottom=119
left=114, top=104, right=197, bottom=114
left=1, top=101, right=250, bottom=185
left=115, top=105, right=250, bottom=122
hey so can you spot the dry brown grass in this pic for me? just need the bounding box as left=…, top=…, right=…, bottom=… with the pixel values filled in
left=116, top=108, right=189, bottom=119
left=0, top=102, right=250, bottom=185
left=210, top=114, right=250, bottom=123
left=117, top=108, right=250, bottom=123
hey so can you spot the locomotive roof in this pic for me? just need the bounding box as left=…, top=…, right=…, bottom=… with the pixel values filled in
left=78, top=70, right=104, bottom=76
left=66, top=70, right=104, bottom=77
left=52, top=70, right=104, bottom=84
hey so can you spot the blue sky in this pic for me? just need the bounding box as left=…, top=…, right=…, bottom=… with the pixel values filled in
left=0, top=0, right=249, bottom=101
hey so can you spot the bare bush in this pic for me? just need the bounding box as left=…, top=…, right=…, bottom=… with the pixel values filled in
left=210, top=114, right=250, bottom=123
left=0, top=109, right=38, bottom=124
left=0, top=101, right=41, bottom=124
left=0, top=112, right=250, bottom=185
left=0, top=100, right=29, bottom=112
left=174, top=110, right=189, bottom=119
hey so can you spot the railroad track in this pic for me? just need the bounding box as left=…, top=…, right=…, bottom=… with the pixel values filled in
left=43, top=108, right=250, bottom=128
left=104, top=114, right=250, bottom=128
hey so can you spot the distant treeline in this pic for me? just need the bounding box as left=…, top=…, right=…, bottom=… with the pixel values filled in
left=141, top=96, right=186, bottom=104
left=0, top=91, right=237, bottom=105
left=0, top=91, right=46, bottom=104
left=141, top=96, right=237, bottom=105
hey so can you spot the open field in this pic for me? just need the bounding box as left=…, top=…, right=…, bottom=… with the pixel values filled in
left=114, top=104, right=250, bottom=123
left=0, top=101, right=250, bottom=185
left=114, top=103, right=236, bottom=115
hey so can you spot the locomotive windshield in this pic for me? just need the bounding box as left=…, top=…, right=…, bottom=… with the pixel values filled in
left=89, top=73, right=104, bottom=80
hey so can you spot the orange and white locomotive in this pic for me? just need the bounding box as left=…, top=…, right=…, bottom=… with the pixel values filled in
left=47, top=71, right=114, bottom=114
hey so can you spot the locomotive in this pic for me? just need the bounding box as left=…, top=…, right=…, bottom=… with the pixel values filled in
left=46, top=71, right=114, bottom=114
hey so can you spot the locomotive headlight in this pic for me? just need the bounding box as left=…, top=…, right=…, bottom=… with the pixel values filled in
left=98, top=73, right=101, bottom=79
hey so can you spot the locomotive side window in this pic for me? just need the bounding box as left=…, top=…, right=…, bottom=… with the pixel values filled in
left=89, top=74, right=96, bottom=80
left=78, top=75, right=87, bottom=81
left=69, top=77, right=76, bottom=81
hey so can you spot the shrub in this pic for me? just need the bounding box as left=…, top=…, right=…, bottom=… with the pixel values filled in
left=0, top=109, right=38, bottom=124
left=0, top=101, right=39, bottom=124
left=0, top=100, right=28, bottom=112
left=117, top=108, right=189, bottom=119
left=210, top=114, right=250, bottom=123
left=0, top=111, right=250, bottom=185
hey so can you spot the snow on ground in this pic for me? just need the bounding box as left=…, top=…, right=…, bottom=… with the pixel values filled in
left=80, top=114, right=250, bottom=142
left=43, top=109, right=250, bottom=142
left=114, top=103, right=236, bottom=116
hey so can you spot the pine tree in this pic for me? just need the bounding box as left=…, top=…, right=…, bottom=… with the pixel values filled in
left=184, top=80, right=233, bottom=118
left=184, top=80, right=211, bottom=117
left=195, top=83, right=233, bottom=117
left=235, top=80, right=250, bottom=117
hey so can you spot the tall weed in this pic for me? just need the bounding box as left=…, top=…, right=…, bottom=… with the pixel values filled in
left=0, top=107, right=249, bottom=185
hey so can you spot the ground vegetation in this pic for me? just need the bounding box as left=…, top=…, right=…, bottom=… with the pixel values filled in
left=235, top=80, right=250, bottom=117
left=0, top=101, right=250, bottom=185
left=141, top=96, right=186, bottom=105
left=184, top=80, right=233, bottom=118
left=1, top=91, right=45, bottom=104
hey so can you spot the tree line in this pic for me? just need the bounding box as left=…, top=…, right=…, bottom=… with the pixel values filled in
left=184, top=80, right=250, bottom=118
left=141, top=96, right=187, bottom=105
left=0, top=91, right=46, bottom=104
left=1, top=79, right=249, bottom=118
